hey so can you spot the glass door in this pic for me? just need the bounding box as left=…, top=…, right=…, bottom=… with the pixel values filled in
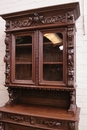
left=11, top=32, right=35, bottom=85
left=39, top=28, right=67, bottom=86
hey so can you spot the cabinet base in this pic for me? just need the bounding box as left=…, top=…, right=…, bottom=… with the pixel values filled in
left=0, top=104, right=80, bottom=130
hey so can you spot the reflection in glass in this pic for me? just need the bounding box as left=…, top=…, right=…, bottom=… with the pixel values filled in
left=15, top=35, right=32, bottom=80
left=43, top=33, right=63, bottom=81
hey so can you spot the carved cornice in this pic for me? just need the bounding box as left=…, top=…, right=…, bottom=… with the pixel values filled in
left=0, top=2, right=80, bottom=21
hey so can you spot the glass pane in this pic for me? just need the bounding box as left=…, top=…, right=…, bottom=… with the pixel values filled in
left=16, top=46, right=32, bottom=62
left=15, top=64, right=32, bottom=80
left=43, top=32, right=63, bottom=81
left=16, top=36, right=32, bottom=44
left=15, top=35, right=32, bottom=80
left=43, top=64, right=63, bottom=81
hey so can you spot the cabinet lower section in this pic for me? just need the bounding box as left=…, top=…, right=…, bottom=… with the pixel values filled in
left=0, top=104, right=80, bottom=130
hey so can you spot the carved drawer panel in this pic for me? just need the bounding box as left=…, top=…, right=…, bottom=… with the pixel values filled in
left=0, top=112, right=76, bottom=130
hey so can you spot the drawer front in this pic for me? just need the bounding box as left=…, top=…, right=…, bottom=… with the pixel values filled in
left=1, top=112, right=67, bottom=129
left=5, top=123, right=42, bottom=130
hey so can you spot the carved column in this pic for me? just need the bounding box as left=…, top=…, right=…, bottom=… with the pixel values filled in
left=68, top=90, right=76, bottom=113
left=5, top=87, right=18, bottom=106
left=4, top=33, right=10, bottom=84
left=67, top=26, right=76, bottom=87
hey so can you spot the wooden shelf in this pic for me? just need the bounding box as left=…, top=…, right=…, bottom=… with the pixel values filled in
left=16, top=62, right=32, bottom=64
left=43, top=62, right=63, bottom=64
left=16, top=43, right=32, bottom=47
left=43, top=42, right=62, bottom=45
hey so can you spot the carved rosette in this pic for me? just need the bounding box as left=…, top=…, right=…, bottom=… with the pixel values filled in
left=5, top=20, right=10, bottom=30
left=0, top=122, right=4, bottom=130
left=67, top=27, right=75, bottom=87
left=67, top=12, right=74, bottom=22
left=4, top=34, right=10, bottom=84
left=5, top=88, right=18, bottom=106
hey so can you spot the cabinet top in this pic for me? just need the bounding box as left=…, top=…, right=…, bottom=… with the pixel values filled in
left=0, top=2, right=80, bottom=31
left=0, top=2, right=80, bottom=20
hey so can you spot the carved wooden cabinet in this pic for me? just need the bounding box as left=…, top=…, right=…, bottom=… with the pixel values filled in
left=0, top=2, right=80, bottom=130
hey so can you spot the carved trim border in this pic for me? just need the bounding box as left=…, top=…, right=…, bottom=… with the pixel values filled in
left=5, top=11, right=74, bottom=30
left=2, top=112, right=68, bottom=129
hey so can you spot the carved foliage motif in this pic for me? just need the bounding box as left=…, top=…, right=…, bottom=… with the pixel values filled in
left=4, top=34, right=10, bottom=84
left=4, top=113, right=68, bottom=129
left=0, top=122, right=4, bottom=130
left=67, top=27, right=75, bottom=87
left=11, top=12, right=74, bottom=29
left=68, top=91, right=76, bottom=113
left=69, top=122, right=75, bottom=130
left=11, top=13, right=66, bottom=29
left=5, top=88, right=18, bottom=106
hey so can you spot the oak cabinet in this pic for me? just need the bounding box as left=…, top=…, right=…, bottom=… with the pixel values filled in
left=0, top=2, right=80, bottom=130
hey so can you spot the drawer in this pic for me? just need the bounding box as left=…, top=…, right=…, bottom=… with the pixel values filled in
left=5, top=123, right=42, bottom=130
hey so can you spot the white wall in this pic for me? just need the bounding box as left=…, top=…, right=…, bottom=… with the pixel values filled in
left=0, top=0, right=87, bottom=130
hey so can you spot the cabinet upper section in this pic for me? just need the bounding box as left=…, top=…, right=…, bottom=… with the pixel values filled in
left=0, top=2, right=80, bottom=32
left=1, top=2, right=80, bottom=90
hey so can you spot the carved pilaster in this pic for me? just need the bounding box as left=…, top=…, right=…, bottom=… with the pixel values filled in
left=4, top=34, right=10, bottom=84
left=67, top=26, right=75, bottom=87
left=5, top=87, right=18, bottom=106
left=68, top=90, right=76, bottom=113
left=0, top=122, right=4, bottom=130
